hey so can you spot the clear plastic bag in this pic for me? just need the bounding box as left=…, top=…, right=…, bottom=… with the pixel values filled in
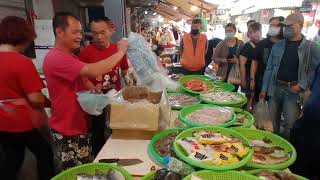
left=76, top=90, right=117, bottom=115
left=253, top=100, right=273, bottom=132
left=227, top=63, right=241, bottom=85
left=127, top=32, right=179, bottom=91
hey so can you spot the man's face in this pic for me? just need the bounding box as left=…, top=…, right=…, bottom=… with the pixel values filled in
left=191, top=23, right=201, bottom=31
left=56, top=17, right=83, bottom=50
left=91, top=21, right=112, bottom=48
left=248, top=29, right=262, bottom=43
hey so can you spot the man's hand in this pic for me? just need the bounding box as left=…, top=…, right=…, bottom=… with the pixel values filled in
left=260, top=91, right=267, bottom=100
left=290, top=84, right=301, bottom=94
left=241, top=80, right=247, bottom=90
left=117, top=39, right=129, bottom=53
left=90, top=87, right=103, bottom=94
left=250, top=79, right=255, bottom=91
left=228, top=56, right=238, bottom=64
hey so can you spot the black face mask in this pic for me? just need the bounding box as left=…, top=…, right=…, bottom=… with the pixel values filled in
left=191, top=29, right=200, bottom=35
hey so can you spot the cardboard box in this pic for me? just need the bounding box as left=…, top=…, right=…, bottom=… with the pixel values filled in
left=109, top=86, right=166, bottom=131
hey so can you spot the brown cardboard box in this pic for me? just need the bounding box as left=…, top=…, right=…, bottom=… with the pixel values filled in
left=109, top=86, right=165, bottom=132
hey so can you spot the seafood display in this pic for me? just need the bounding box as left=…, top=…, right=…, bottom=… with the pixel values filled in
left=154, top=132, right=180, bottom=158
left=255, top=170, right=297, bottom=180
left=201, top=92, right=243, bottom=104
left=153, top=169, right=182, bottom=180
left=176, top=130, right=250, bottom=166
left=186, top=107, right=233, bottom=125
left=168, top=93, right=199, bottom=107
left=77, top=169, right=125, bottom=180
left=233, top=112, right=250, bottom=126
left=250, top=139, right=290, bottom=165
left=185, top=80, right=210, bottom=92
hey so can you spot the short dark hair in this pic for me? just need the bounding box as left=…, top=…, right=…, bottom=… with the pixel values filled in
left=52, top=12, right=79, bottom=36
left=269, top=16, right=285, bottom=23
left=0, top=16, right=36, bottom=46
left=248, top=22, right=262, bottom=32
left=91, top=16, right=110, bottom=25
left=192, top=19, right=202, bottom=25
left=225, top=23, right=237, bottom=32
left=247, top=20, right=256, bottom=26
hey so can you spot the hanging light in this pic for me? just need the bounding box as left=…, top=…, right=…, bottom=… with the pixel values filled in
left=145, top=11, right=148, bottom=14
left=190, top=6, right=198, bottom=11
left=173, top=6, right=178, bottom=10
left=153, top=12, right=157, bottom=15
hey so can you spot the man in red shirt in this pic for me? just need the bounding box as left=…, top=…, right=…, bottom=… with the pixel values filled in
left=79, top=17, right=129, bottom=156
left=43, top=12, right=128, bottom=170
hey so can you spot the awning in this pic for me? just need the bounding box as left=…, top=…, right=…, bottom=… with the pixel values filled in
left=155, top=0, right=218, bottom=21
left=256, top=0, right=303, bottom=10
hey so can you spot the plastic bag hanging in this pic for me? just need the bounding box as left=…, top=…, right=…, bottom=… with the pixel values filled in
left=127, top=32, right=179, bottom=91
left=227, top=63, right=241, bottom=85
left=253, top=99, right=273, bottom=132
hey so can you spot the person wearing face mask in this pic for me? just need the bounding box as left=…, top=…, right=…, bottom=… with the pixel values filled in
left=212, top=23, right=244, bottom=88
left=180, top=19, right=208, bottom=75
left=239, top=22, right=262, bottom=103
left=250, top=16, right=284, bottom=101
left=260, top=12, right=320, bottom=138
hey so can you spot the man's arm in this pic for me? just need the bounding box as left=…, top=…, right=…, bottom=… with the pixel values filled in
left=80, top=40, right=128, bottom=78
left=250, top=60, right=258, bottom=90
left=239, top=55, right=247, bottom=89
left=261, top=46, right=275, bottom=97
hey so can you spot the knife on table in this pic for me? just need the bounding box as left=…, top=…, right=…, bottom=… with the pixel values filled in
left=99, top=158, right=143, bottom=167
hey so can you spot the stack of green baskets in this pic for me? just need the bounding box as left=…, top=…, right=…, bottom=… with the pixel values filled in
left=173, top=126, right=254, bottom=171
left=179, top=104, right=237, bottom=128
left=232, top=128, right=297, bottom=169
left=51, top=163, right=133, bottom=180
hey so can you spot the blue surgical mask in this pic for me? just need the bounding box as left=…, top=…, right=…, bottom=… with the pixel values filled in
left=225, top=33, right=235, bottom=40
left=283, top=27, right=295, bottom=39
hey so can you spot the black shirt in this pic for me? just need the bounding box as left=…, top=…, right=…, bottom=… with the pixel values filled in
left=277, top=39, right=302, bottom=82
left=205, top=38, right=222, bottom=67
left=240, top=42, right=257, bottom=80
left=254, top=38, right=275, bottom=81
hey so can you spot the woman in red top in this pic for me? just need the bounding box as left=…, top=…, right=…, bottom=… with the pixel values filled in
left=0, top=16, right=54, bottom=180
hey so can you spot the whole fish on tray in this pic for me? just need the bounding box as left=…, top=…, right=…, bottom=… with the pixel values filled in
left=186, top=107, right=233, bottom=125
left=185, top=80, right=210, bottom=92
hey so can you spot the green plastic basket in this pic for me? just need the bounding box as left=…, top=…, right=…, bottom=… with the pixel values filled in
left=247, top=169, right=309, bottom=180
left=231, top=108, right=255, bottom=128
left=212, top=82, right=235, bottom=92
left=184, top=170, right=257, bottom=180
left=167, top=92, right=200, bottom=110
left=179, top=76, right=215, bottom=95
left=179, top=104, right=237, bottom=127
left=51, top=163, right=133, bottom=180
left=149, top=128, right=186, bottom=163
left=140, top=171, right=156, bottom=180
left=186, top=75, right=212, bottom=81
left=232, top=128, right=297, bottom=170
left=200, top=92, right=247, bottom=107
left=173, top=126, right=254, bottom=171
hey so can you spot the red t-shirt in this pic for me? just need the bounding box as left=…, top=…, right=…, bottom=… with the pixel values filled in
left=79, top=44, right=129, bottom=91
left=0, top=52, right=44, bottom=132
left=43, top=48, right=88, bottom=136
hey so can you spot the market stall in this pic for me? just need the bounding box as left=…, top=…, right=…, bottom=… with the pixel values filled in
left=51, top=32, right=304, bottom=180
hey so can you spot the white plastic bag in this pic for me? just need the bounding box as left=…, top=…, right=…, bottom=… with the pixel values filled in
left=227, top=63, right=241, bottom=85
left=77, top=90, right=117, bottom=115
left=253, top=99, right=273, bottom=132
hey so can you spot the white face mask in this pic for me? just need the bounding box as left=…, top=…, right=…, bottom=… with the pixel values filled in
left=268, top=26, right=281, bottom=36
